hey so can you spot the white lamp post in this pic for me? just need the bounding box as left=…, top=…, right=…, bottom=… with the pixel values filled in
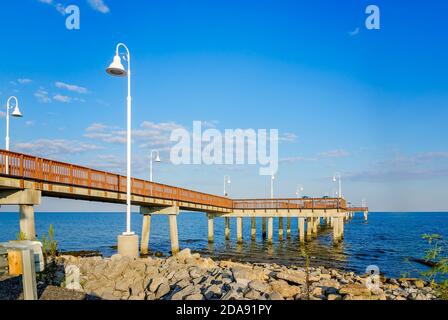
left=223, top=175, right=231, bottom=197
left=295, top=185, right=304, bottom=198
left=5, top=96, right=23, bottom=174
left=106, top=43, right=136, bottom=250
left=149, top=150, right=161, bottom=182
left=270, top=175, right=275, bottom=199
left=333, top=172, right=342, bottom=199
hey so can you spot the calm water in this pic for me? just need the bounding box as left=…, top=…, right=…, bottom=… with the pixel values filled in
left=1, top=211, right=447, bottom=278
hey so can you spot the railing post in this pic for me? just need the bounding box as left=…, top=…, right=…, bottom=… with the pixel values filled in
left=69, top=165, right=74, bottom=193
left=19, top=154, right=24, bottom=177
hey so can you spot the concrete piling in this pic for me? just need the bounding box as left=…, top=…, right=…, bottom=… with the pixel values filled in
left=267, top=217, right=273, bottom=244
left=19, top=205, right=36, bottom=240
left=225, top=217, right=230, bottom=240
left=169, top=215, right=180, bottom=254
left=298, top=217, right=305, bottom=243
left=237, top=217, right=243, bottom=244
left=208, top=214, right=214, bottom=243
left=140, top=213, right=151, bottom=254
left=251, top=217, right=256, bottom=241
left=278, top=217, right=284, bottom=241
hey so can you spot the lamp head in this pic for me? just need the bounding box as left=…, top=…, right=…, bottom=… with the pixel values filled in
left=155, top=154, right=161, bottom=163
left=106, top=54, right=127, bottom=77
left=11, top=104, right=23, bottom=117
left=333, top=176, right=337, bottom=182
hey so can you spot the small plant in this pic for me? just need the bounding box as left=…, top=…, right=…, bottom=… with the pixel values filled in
left=42, top=224, right=58, bottom=259
left=38, top=224, right=60, bottom=285
left=421, top=234, right=448, bottom=300
left=300, top=247, right=311, bottom=300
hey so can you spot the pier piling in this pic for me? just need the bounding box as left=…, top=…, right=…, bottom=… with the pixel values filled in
left=251, top=217, right=256, bottom=241
left=237, top=217, right=243, bottom=244
left=208, top=214, right=214, bottom=243
left=267, top=217, right=273, bottom=244
left=169, top=215, right=180, bottom=254
left=140, top=209, right=151, bottom=254
left=225, top=217, right=230, bottom=240
left=278, top=217, right=284, bottom=241
left=299, top=217, right=305, bottom=243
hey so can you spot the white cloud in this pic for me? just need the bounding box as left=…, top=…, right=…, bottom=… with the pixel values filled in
left=349, top=27, right=360, bottom=36
left=318, top=149, right=350, bottom=159
left=18, top=78, right=32, bottom=84
left=53, top=94, right=72, bottom=103
left=87, top=0, right=110, bottom=13
left=278, top=132, right=298, bottom=143
left=55, top=82, right=89, bottom=94
left=15, top=139, right=103, bottom=158
left=37, top=0, right=66, bottom=15
left=84, top=121, right=185, bottom=150
left=34, top=87, right=51, bottom=103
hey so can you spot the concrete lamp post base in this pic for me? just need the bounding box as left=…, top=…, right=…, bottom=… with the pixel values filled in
left=118, top=233, right=139, bottom=259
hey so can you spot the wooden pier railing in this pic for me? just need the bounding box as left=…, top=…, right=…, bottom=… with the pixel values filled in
left=0, top=149, right=349, bottom=211
left=233, top=198, right=347, bottom=210
left=0, top=150, right=233, bottom=209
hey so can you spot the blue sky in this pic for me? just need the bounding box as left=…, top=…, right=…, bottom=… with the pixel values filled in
left=0, top=0, right=447, bottom=212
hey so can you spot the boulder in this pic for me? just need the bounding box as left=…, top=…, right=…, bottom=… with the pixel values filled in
left=171, top=285, right=198, bottom=300
left=339, top=284, right=371, bottom=297
left=149, top=277, right=167, bottom=293
left=245, top=289, right=261, bottom=300
left=275, top=270, right=307, bottom=285
left=204, top=284, right=222, bottom=299
left=248, top=280, right=272, bottom=293
left=268, top=291, right=284, bottom=300
left=270, top=280, right=300, bottom=298
left=176, top=249, right=192, bottom=263
left=185, top=293, right=204, bottom=300
left=156, top=282, right=171, bottom=299
left=327, top=294, right=342, bottom=300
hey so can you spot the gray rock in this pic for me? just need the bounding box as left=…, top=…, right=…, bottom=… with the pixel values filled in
left=276, top=270, right=307, bottom=285
left=268, top=291, right=284, bottom=300
left=248, top=280, right=271, bottom=293
left=149, top=277, right=167, bottom=293
left=176, top=248, right=192, bottom=262
left=245, top=289, right=261, bottom=300
left=156, top=282, right=171, bottom=299
left=221, top=289, right=243, bottom=300
left=204, top=284, right=222, bottom=299
left=171, top=285, right=198, bottom=300
left=189, top=267, right=204, bottom=279
left=185, top=293, right=204, bottom=300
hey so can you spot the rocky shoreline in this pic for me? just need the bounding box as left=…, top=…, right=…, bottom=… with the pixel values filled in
left=48, top=249, right=439, bottom=301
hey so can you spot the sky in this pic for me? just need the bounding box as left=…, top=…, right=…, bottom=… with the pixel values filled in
left=0, top=0, right=447, bottom=212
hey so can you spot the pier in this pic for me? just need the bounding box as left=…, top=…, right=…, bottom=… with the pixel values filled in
left=0, top=149, right=368, bottom=257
